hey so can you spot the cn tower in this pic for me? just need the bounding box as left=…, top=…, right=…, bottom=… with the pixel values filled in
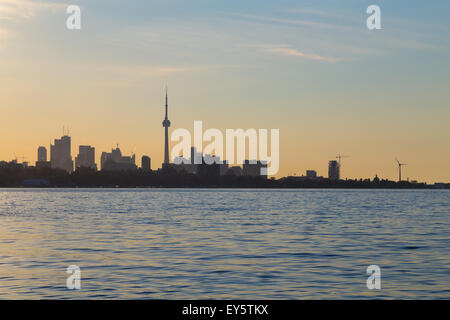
left=162, top=88, right=171, bottom=165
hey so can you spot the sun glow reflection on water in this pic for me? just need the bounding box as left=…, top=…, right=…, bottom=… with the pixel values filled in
left=0, top=188, right=449, bottom=299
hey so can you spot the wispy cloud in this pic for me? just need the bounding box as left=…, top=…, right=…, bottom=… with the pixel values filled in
left=232, top=11, right=441, bottom=56
left=245, top=44, right=338, bottom=63
left=286, top=8, right=342, bottom=18
left=0, top=0, right=63, bottom=20
left=232, top=13, right=357, bottom=32
left=265, top=46, right=337, bottom=62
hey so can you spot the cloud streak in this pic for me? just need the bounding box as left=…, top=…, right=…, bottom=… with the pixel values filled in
left=0, top=0, right=63, bottom=20
left=233, top=13, right=357, bottom=33
left=265, top=46, right=338, bottom=62
left=245, top=44, right=338, bottom=62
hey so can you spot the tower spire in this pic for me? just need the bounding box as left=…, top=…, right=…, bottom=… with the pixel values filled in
left=162, top=87, right=171, bottom=166
left=165, top=86, right=168, bottom=120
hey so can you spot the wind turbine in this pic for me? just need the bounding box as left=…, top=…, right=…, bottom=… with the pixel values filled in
left=396, top=158, right=407, bottom=182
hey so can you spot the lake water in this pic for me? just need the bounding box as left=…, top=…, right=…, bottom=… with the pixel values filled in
left=0, top=188, right=449, bottom=299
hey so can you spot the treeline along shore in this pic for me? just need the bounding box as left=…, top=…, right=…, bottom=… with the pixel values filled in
left=0, top=163, right=448, bottom=189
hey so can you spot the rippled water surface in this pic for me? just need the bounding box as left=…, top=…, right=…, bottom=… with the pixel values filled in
left=0, top=188, right=449, bottom=299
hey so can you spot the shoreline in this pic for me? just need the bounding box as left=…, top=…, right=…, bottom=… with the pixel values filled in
left=1, top=185, right=448, bottom=190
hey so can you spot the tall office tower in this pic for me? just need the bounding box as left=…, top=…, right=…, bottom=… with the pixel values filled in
left=190, top=146, right=202, bottom=165
left=37, top=146, right=47, bottom=162
left=141, top=155, right=151, bottom=171
left=328, top=160, right=340, bottom=180
left=75, top=145, right=97, bottom=170
left=162, top=88, right=171, bottom=166
left=50, top=135, right=73, bottom=173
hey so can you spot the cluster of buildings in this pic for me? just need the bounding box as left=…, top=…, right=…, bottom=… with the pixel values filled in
left=15, top=91, right=349, bottom=180
left=286, top=160, right=341, bottom=181
left=34, top=136, right=150, bottom=173
left=170, top=147, right=267, bottom=178
left=32, top=136, right=266, bottom=178
left=28, top=90, right=267, bottom=178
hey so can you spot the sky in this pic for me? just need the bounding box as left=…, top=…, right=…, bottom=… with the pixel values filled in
left=0, top=0, right=449, bottom=182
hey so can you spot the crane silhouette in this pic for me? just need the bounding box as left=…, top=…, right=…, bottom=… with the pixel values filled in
left=336, top=154, right=350, bottom=178
left=336, top=154, right=350, bottom=165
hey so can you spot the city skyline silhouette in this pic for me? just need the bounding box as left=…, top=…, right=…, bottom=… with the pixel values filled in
left=1, top=1, right=449, bottom=183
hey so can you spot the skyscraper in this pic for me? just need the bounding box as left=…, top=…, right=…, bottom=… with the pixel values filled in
left=162, top=88, right=171, bottom=166
left=328, top=160, right=340, bottom=180
left=75, top=145, right=97, bottom=170
left=190, top=146, right=202, bottom=165
left=37, top=146, right=47, bottom=162
left=141, top=155, right=151, bottom=171
left=50, top=135, right=73, bottom=173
